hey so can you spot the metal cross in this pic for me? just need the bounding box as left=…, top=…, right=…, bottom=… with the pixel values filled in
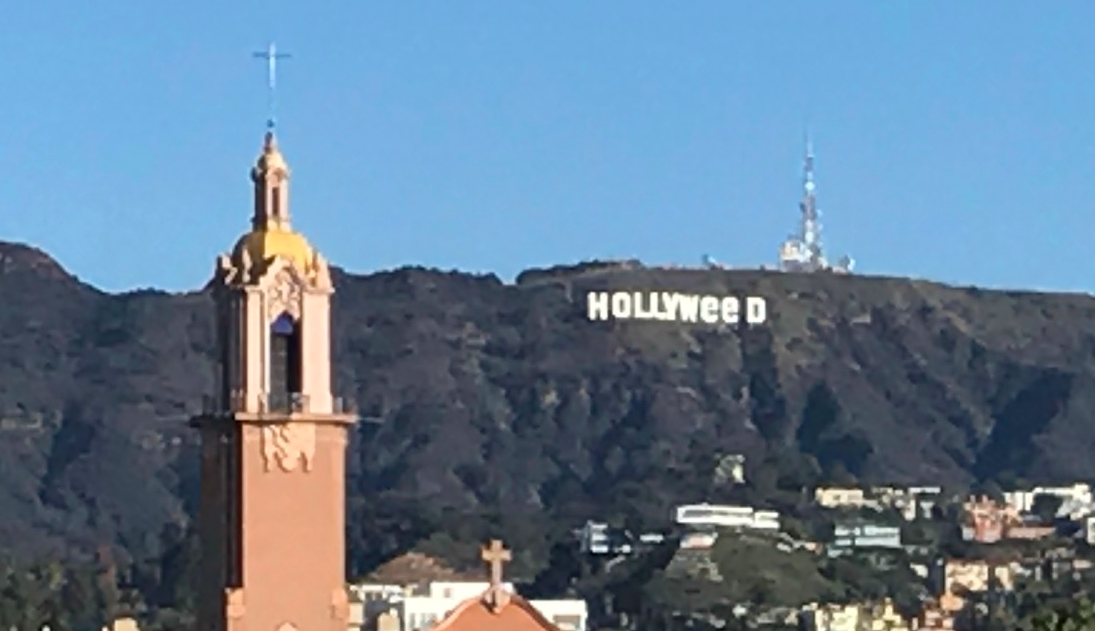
left=253, top=42, right=292, bottom=130
left=480, top=539, right=511, bottom=587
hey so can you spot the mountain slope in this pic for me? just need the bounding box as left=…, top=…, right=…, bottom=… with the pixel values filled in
left=3, top=241, right=1095, bottom=560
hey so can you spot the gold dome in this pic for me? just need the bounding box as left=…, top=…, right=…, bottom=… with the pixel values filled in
left=232, top=227, right=314, bottom=274
left=227, top=131, right=317, bottom=276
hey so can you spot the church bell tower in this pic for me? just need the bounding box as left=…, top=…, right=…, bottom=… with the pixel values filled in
left=192, top=131, right=357, bottom=631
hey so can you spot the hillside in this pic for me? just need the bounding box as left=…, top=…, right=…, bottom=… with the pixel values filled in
left=3, top=240, right=1095, bottom=566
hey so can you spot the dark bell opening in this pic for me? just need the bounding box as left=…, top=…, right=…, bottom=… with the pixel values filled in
left=270, top=312, right=302, bottom=411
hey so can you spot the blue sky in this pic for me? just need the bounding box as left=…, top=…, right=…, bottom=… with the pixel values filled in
left=0, top=2, right=1092, bottom=293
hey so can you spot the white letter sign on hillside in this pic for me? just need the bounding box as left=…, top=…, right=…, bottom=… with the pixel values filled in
left=586, top=291, right=768, bottom=325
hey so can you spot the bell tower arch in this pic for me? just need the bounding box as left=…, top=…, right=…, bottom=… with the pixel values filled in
left=192, top=131, right=356, bottom=631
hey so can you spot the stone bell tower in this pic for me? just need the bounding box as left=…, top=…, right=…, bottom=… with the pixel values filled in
left=191, top=131, right=356, bottom=631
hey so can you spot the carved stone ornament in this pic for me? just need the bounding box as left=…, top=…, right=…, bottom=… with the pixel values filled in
left=240, top=248, right=253, bottom=283
left=216, top=253, right=238, bottom=285
left=312, top=252, right=333, bottom=291
left=261, top=423, right=315, bottom=472
left=225, top=588, right=245, bottom=631
left=266, top=268, right=302, bottom=321
left=330, top=587, right=349, bottom=621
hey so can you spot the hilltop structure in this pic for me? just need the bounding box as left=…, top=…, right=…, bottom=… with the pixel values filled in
left=778, top=137, right=853, bottom=273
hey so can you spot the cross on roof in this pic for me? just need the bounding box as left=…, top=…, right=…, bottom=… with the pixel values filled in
left=480, top=539, right=511, bottom=587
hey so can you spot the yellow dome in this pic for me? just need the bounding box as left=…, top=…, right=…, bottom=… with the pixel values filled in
left=232, top=228, right=314, bottom=273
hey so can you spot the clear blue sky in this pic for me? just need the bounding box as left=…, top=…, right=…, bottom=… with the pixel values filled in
left=0, top=2, right=1092, bottom=293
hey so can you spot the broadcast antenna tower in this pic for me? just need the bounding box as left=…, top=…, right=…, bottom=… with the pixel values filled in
left=776, top=133, right=854, bottom=273
left=799, top=133, right=824, bottom=269
left=253, top=42, right=291, bottom=130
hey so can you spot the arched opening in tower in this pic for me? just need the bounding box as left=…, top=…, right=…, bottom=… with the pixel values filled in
left=270, top=312, right=303, bottom=411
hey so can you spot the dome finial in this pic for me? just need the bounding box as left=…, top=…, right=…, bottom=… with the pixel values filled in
left=250, top=129, right=291, bottom=234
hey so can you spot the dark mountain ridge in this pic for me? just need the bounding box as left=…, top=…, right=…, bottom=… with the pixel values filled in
left=3, top=240, right=1095, bottom=562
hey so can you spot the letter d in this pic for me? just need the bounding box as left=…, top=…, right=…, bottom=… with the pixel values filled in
left=745, top=297, right=768, bottom=325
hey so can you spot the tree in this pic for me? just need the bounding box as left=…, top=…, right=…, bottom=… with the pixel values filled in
left=773, top=450, right=822, bottom=494
left=93, top=545, right=122, bottom=625
left=973, top=480, right=1005, bottom=503
left=824, top=461, right=858, bottom=487
left=1023, top=597, right=1095, bottom=631
left=61, top=565, right=103, bottom=631
left=796, top=382, right=842, bottom=454
left=157, top=524, right=199, bottom=613
left=2, top=561, right=52, bottom=631
left=529, top=540, right=586, bottom=598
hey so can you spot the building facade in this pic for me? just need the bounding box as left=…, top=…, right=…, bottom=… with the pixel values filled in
left=191, top=131, right=357, bottom=631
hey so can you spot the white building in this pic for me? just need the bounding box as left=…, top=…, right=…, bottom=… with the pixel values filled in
left=815, top=486, right=940, bottom=521
left=579, top=521, right=612, bottom=555
left=349, top=581, right=588, bottom=631
left=674, top=503, right=780, bottom=531
left=829, top=523, right=902, bottom=556
left=814, top=487, right=867, bottom=509
left=1004, top=483, right=1093, bottom=519
left=680, top=531, right=719, bottom=550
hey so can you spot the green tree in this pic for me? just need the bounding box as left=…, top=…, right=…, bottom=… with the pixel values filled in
left=157, top=524, right=199, bottom=612
left=94, top=547, right=122, bottom=625
left=2, top=561, right=51, bottom=631
left=972, top=480, right=1005, bottom=503
left=61, top=565, right=103, bottom=631
left=1023, top=596, right=1095, bottom=631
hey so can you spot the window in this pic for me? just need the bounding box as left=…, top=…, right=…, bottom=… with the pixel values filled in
left=269, top=312, right=302, bottom=411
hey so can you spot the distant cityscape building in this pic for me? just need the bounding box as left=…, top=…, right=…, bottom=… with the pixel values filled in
left=1004, top=483, right=1094, bottom=519
left=829, top=522, right=903, bottom=556
left=778, top=136, right=854, bottom=274
left=674, top=503, right=780, bottom=531
left=813, top=485, right=940, bottom=521
left=349, top=547, right=589, bottom=631
left=578, top=521, right=633, bottom=555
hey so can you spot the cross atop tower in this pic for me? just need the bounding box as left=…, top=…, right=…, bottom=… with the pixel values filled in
left=253, top=42, right=292, bottom=131
left=481, top=539, right=511, bottom=587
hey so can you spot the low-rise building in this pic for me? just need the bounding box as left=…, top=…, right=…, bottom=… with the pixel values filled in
left=349, top=580, right=588, bottom=631
left=942, top=559, right=1013, bottom=595
left=815, top=486, right=940, bottom=520
left=350, top=542, right=588, bottom=631
left=829, top=522, right=902, bottom=556
left=863, top=599, right=912, bottom=631
left=802, top=599, right=911, bottom=631
left=801, top=602, right=862, bottom=631
left=674, top=503, right=780, bottom=531
left=963, top=495, right=1018, bottom=543
left=1004, top=483, right=1093, bottom=519
left=1086, top=515, right=1095, bottom=546
left=962, top=496, right=1056, bottom=543
left=578, top=521, right=633, bottom=555
left=815, top=487, right=868, bottom=509
left=915, top=602, right=957, bottom=631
